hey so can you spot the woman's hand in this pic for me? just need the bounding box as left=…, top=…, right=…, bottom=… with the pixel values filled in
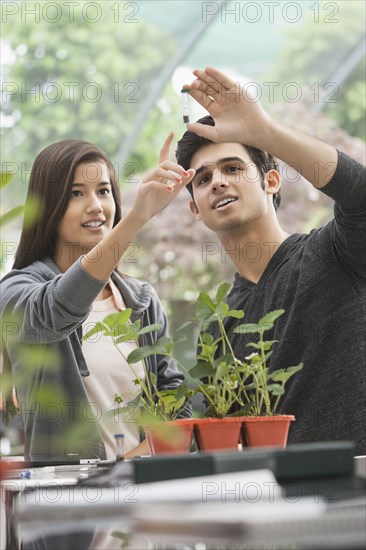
left=184, top=67, right=273, bottom=150
left=130, top=132, right=195, bottom=225
left=124, top=438, right=150, bottom=460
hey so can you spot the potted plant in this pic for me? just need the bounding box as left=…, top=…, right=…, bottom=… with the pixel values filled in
left=83, top=311, right=194, bottom=455
left=184, top=283, right=244, bottom=451
left=127, top=283, right=246, bottom=452
left=233, top=310, right=303, bottom=448
left=89, top=283, right=304, bottom=454
left=184, top=285, right=302, bottom=450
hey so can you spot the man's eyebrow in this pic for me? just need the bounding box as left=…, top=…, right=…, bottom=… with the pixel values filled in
left=193, top=157, right=246, bottom=178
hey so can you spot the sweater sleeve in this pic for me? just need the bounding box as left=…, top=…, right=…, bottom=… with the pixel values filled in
left=1, top=258, right=106, bottom=343
left=320, top=150, right=366, bottom=281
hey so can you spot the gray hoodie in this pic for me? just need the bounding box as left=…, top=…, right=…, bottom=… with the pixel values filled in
left=1, top=258, right=189, bottom=460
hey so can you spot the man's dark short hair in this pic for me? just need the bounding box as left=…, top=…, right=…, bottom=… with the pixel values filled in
left=176, top=115, right=281, bottom=210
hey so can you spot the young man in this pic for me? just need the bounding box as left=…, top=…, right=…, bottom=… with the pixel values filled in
left=175, top=67, right=366, bottom=454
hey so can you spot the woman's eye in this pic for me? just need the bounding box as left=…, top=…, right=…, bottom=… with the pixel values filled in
left=98, top=188, right=110, bottom=196
left=199, top=174, right=211, bottom=185
left=71, top=190, right=82, bottom=197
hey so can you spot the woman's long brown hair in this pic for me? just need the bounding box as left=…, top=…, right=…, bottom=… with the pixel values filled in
left=13, top=140, right=122, bottom=269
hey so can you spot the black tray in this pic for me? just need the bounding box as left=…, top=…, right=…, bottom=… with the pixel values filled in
left=132, top=441, right=355, bottom=484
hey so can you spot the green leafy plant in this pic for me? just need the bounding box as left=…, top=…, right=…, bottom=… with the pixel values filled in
left=82, top=310, right=188, bottom=424
left=121, top=282, right=303, bottom=420
left=82, top=283, right=303, bottom=425
left=233, top=311, right=303, bottom=416
left=186, top=282, right=244, bottom=418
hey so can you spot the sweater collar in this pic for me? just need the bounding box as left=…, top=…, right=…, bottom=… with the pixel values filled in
left=233, top=233, right=305, bottom=291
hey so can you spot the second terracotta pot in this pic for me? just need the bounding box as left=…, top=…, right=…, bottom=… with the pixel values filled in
left=194, top=417, right=242, bottom=452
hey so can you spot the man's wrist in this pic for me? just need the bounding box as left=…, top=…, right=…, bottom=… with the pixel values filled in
left=252, top=114, right=279, bottom=153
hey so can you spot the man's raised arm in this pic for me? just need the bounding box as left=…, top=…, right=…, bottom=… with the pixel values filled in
left=185, top=67, right=338, bottom=189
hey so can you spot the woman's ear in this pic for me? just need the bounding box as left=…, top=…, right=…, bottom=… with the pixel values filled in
left=189, top=200, right=201, bottom=220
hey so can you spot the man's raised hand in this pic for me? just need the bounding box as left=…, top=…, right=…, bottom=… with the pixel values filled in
left=184, top=67, right=272, bottom=149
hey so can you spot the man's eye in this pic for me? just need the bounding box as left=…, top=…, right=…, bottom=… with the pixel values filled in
left=226, top=165, right=241, bottom=172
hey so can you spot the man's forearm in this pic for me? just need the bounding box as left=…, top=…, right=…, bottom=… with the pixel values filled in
left=259, top=118, right=338, bottom=189
left=186, top=67, right=339, bottom=189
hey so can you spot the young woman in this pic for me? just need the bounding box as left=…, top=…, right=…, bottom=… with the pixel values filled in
left=1, top=135, right=194, bottom=461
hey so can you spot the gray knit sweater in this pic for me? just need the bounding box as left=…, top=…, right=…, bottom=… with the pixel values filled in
left=218, top=150, right=366, bottom=454
left=1, top=259, right=189, bottom=460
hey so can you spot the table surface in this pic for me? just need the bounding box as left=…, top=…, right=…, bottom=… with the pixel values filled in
left=1, top=456, right=366, bottom=550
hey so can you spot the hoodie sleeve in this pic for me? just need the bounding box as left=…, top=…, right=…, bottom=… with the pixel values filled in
left=1, top=258, right=106, bottom=344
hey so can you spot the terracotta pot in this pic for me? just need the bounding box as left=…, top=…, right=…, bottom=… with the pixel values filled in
left=194, top=417, right=242, bottom=452
left=144, top=418, right=194, bottom=455
left=0, top=459, right=14, bottom=482
left=242, top=415, right=295, bottom=448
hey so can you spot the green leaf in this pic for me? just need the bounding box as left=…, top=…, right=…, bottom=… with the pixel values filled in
left=198, top=291, right=215, bottom=309
left=215, top=282, right=231, bottom=304
left=0, top=173, right=13, bottom=189
left=157, top=391, right=185, bottom=414
left=23, top=196, right=44, bottom=229
left=271, top=364, right=303, bottom=382
left=216, top=302, right=230, bottom=319
left=17, top=345, right=60, bottom=370
left=262, top=340, right=278, bottom=350
left=287, top=363, right=304, bottom=375
left=127, top=346, right=154, bottom=364
left=258, top=310, right=285, bottom=331
left=174, top=381, right=190, bottom=401
left=234, top=323, right=260, bottom=334
left=127, top=335, right=177, bottom=363
left=213, top=356, right=232, bottom=382
left=198, top=340, right=217, bottom=361
left=246, top=342, right=262, bottom=350
left=267, top=383, right=285, bottom=396
left=189, top=361, right=214, bottom=379
left=200, top=332, right=214, bottom=346
left=103, top=310, right=132, bottom=329
left=82, top=322, right=109, bottom=341
left=0, top=206, right=24, bottom=226
left=227, top=310, right=245, bottom=319
left=152, top=336, right=175, bottom=355
left=138, top=323, right=162, bottom=336
left=195, top=294, right=216, bottom=325
left=115, top=321, right=140, bottom=344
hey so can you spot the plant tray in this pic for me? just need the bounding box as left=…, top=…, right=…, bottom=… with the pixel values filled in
left=131, top=441, right=355, bottom=484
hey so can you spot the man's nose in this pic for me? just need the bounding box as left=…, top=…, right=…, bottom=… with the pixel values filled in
left=212, top=172, right=229, bottom=191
